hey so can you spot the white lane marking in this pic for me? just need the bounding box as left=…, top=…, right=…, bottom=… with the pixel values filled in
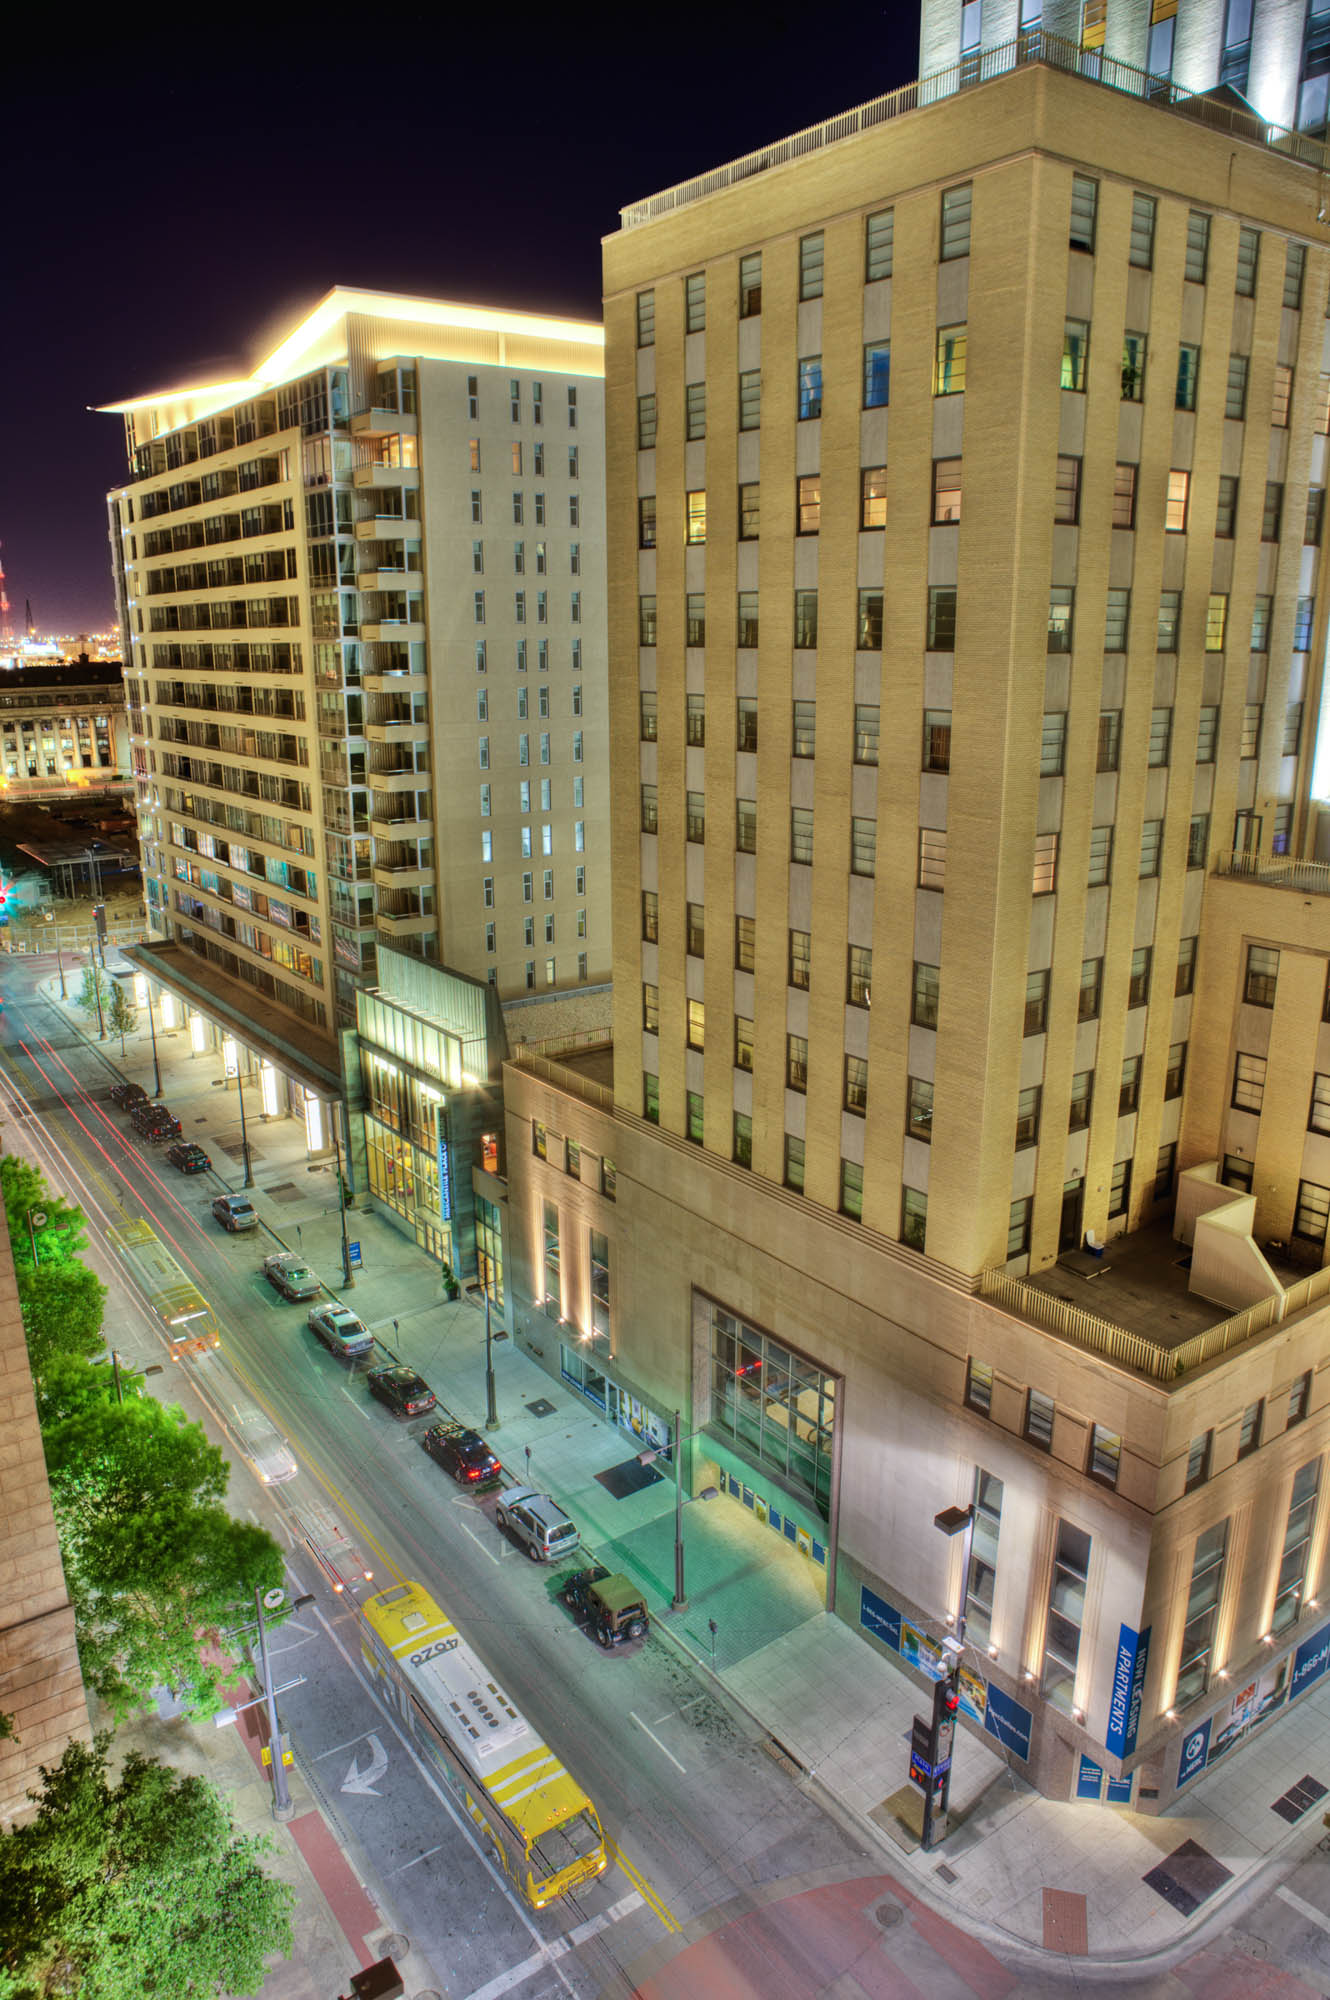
left=629, top=1710, right=687, bottom=1774
left=1277, top=1885, right=1330, bottom=1934
left=456, top=1517, right=502, bottom=1566
left=315, top=1728, right=381, bottom=1762
left=342, top=1733, right=388, bottom=1796
left=461, top=1893, right=645, bottom=2000
left=388, top=1841, right=445, bottom=1876
left=340, top=1386, right=373, bottom=1421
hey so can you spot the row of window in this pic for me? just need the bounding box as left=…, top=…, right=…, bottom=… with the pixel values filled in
left=467, top=438, right=580, bottom=479
left=642, top=785, right=1222, bottom=891
left=478, top=734, right=582, bottom=767
left=474, top=638, right=582, bottom=673
left=632, top=194, right=1307, bottom=344
left=485, top=910, right=585, bottom=951
left=465, top=373, right=579, bottom=428
left=474, top=591, right=581, bottom=625
left=470, top=489, right=581, bottom=528
left=637, top=336, right=1330, bottom=438
left=639, top=580, right=1315, bottom=659
left=479, top=863, right=586, bottom=905
left=531, top=1117, right=617, bottom=1200
left=480, top=776, right=586, bottom=814
left=500, top=954, right=590, bottom=991
left=640, top=691, right=1300, bottom=772
left=471, top=539, right=583, bottom=574
left=479, top=684, right=582, bottom=720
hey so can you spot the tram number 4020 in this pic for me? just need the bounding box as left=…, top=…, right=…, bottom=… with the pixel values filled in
left=410, top=1637, right=460, bottom=1667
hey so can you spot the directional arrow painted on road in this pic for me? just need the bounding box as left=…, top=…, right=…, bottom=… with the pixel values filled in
left=341, top=1733, right=388, bottom=1796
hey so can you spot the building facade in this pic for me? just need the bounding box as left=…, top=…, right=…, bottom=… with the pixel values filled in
left=0, top=660, right=129, bottom=799
left=502, top=43, right=1330, bottom=1806
left=920, top=0, right=1330, bottom=145
left=102, top=290, right=608, bottom=1124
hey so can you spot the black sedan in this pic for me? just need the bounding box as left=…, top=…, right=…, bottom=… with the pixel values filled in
left=165, top=1141, right=212, bottom=1174
left=109, top=1081, right=149, bottom=1109
left=421, top=1423, right=501, bottom=1485
left=366, top=1364, right=437, bottom=1420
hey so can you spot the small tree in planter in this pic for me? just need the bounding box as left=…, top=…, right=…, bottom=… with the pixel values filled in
left=107, top=979, right=139, bottom=1056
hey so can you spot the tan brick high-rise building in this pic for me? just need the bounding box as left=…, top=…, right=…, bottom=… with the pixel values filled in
left=502, top=41, right=1330, bottom=1806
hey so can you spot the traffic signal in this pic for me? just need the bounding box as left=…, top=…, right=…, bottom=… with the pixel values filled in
left=942, top=1683, right=961, bottom=1717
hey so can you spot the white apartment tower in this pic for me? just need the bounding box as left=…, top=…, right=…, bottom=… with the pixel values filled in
left=104, top=290, right=608, bottom=1110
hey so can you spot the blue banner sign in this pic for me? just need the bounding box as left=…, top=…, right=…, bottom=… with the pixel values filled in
left=860, top=1585, right=902, bottom=1652
left=1076, top=1754, right=1103, bottom=1800
left=348, top=1241, right=362, bottom=1268
left=1291, top=1620, right=1330, bottom=1703
left=1106, top=1622, right=1151, bottom=1758
left=983, top=1683, right=1034, bottom=1761
left=437, top=1110, right=453, bottom=1222
left=1177, top=1715, right=1212, bottom=1787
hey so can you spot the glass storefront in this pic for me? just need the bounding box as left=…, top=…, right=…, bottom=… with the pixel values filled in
left=364, top=1111, right=449, bottom=1264
left=707, top=1302, right=836, bottom=1517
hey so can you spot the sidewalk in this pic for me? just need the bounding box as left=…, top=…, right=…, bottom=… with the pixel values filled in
left=44, top=966, right=1330, bottom=1975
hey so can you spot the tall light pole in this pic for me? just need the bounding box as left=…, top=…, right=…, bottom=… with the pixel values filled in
left=55, top=934, right=67, bottom=999
left=464, top=1268, right=499, bottom=1430
left=921, top=1502, right=976, bottom=1852
left=235, top=1057, right=254, bottom=1187
left=25, top=1207, right=45, bottom=1267
left=332, top=1114, right=353, bottom=1288
left=638, top=1411, right=705, bottom=1609
left=146, top=984, right=161, bottom=1098
left=251, top=1587, right=314, bottom=1822
left=108, top=1351, right=164, bottom=1404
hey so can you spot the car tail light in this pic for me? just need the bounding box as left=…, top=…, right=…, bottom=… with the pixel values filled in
left=466, top=1468, right=479, bottom=1481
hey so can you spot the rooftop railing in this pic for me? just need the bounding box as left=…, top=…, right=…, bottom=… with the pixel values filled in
left=980, top=1261, right=1330, bottom=1381
left=1213, top=851, right=1330, bottom=896
left=620, top=28, right=1325, bottom=228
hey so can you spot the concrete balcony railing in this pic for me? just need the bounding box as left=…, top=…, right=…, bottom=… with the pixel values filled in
left=355, top=515, right=422, bottom=542
left=353, top=462, right=420, bottom=491
left=351, top=409, right=417, bottom=438
left=370, top=808, right=432, bottom=839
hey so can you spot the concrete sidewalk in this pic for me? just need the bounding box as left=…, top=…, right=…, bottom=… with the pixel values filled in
left=40, top=961, right=1330, bottom=1974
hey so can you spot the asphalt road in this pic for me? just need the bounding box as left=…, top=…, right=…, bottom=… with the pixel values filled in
left=0, top=960, right=883, bottom=1999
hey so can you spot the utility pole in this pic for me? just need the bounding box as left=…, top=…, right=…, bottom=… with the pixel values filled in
left=235, top=1058, right=254, bottom=1187
left=146, top=985, right=161, bottom=1097
left=673, top=1408, right=687, bottom=1609
left=254, top=1588, right=294, bottom=1821
left=333, top=1115, right=353, bottom=1288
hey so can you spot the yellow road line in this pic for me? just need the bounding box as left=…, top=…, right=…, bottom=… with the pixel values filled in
left=605, top=1837, right=681, bottom=1933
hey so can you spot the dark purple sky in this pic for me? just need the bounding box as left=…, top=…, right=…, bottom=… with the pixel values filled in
left=7, top=6, right=917, bottom=636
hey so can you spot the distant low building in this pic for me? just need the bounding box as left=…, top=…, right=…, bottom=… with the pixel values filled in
left=0, top=660, right=130, bottom=800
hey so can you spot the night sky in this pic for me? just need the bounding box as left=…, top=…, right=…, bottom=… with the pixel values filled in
left=7, top=5, right=917, bottom=637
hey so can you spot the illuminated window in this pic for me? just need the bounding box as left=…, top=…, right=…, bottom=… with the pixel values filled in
left=1165, top=469, right=1190, bottom=533
left=935, top=326, right=967, bottom=395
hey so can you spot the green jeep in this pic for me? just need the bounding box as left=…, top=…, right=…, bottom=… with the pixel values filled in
left=559, top=1564, right=649, bottom=1647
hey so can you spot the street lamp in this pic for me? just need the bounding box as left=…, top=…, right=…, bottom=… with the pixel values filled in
left=25, top=1206, right=46, bottom=1267
left=332, top=1115, right=353, bottom=1289
left=464, top=1266, right=499, bottom=1430
left=106, top=1350, right=164, bottom=1404
left=920, top=1501, right=977, bottom=1852
left=146, top=983, right=161, bottom=1098
left=250, top=1584, right=312, bottom=1824
left=638, top=1412, right=718, bottom=1611
left=233, top=1054, right=254, bottom=1188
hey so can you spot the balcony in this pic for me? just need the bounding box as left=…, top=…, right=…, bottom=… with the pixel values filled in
left=364, top=667, right=427, bottom=694
left=355, top=514, right=422, bottom=543
left=376, top=906, right=434, bottom=938
left=371, top=807, right=432, bottom=839
left=357, top=566, right=419, bottom=592
left=353, top=462, right=420, bottom=492
left=372, top=861, right=432, bottom=891
left=366, top=718, right=429, bottom=745
left=370, top=762, right=429, bottom=790
left=351, top=409, right=418, bottom=439
left=1213, top=853, right=1330, bottom=897
left=360, top=618, right=426, bottom=645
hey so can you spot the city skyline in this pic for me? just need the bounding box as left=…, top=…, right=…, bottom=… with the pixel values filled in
left=6, top=6, right=914, bottom=632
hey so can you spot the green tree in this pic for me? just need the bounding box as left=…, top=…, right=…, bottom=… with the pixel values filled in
left=43, top=1399, right=284, bottom=1718
left=0, top=1157, right=88, bottom=1271
left=17, top=1263, right=106, bottom=1370
left=0, top=1734, right=294, bottom=2000
left=106, top=980, right=138, bottom=1057
left=74, top=961, right=108, bottom=1033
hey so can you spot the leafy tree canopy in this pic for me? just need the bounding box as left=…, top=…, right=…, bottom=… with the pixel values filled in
left=0, top=1157, right=88, bottom=1271
left=17, top=1262, right=106, bottom=1371
left=43, top=1398, right=283, bottom=1718
left=0, top=1735, right=294, bottom=2000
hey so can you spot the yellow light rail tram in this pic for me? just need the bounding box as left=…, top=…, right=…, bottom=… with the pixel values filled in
left=106, top=1219, right=221, bottom=1361
left=361, top=1580, right=607, bottom=1907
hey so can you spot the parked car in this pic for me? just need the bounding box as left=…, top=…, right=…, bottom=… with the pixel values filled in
left=494, top=1485, right=581, bottom=1563
left=559, top=1565, right=649, bottom=1647
left=366, top=1362, right=437, bottom=1419
left=109, top=1081, right=148, bottom=1109
left=212, top=1192, right=259, bottom=1232
left=131, top=1101, right=181, bottom=1142
left=308, top=1301, right=374, bottom=1360
left=165, top=1141, right=211, bottom=1175
left=421, top=1421, right=501, bottom=1486
left=261, top=1250, right=322, bottom=1302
